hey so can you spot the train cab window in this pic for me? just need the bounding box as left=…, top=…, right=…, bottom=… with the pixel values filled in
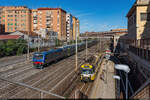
left=34, top=54, right=43, bottom=60
left=81, top=69, right=93, bottom=74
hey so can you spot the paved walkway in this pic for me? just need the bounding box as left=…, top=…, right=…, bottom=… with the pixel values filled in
left=89, top=59, right=116, bottom=99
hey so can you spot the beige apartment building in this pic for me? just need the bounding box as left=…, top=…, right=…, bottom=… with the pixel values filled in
left=0, top=6, right=31, bottom=33
left=31, top=8, right=67, bottom=40
left=127, top=0, right=150, bottom=40
left=0, top=6, right=79, bottom=41
left=72, top=16, right=80, bottom=40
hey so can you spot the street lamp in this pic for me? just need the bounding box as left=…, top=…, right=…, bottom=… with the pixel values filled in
left=113, top=75, right=120, bottom=99
left=115, top=64, right=130, bottom=99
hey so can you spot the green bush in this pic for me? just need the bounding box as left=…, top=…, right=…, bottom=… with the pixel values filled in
left=5, top=40, right=17, bottom=56
left=0, top=39, right=27, bottom=57
left=55, top=39, right=62, bottom=47
left=0, top=41, right=6, bottom=57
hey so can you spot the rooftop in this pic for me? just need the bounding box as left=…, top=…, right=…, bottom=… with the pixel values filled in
left=126, top=0, right=150, bottom=17
left=110, top=29, right=128, bottom=32
left=0, top=35, right=22, bottom=40
left=37, top=8, right=66, bottom=13
left=18, top=31, right=40, bottom=37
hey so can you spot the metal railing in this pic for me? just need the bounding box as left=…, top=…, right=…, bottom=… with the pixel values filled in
left=0, top=77, right=66, bottom=99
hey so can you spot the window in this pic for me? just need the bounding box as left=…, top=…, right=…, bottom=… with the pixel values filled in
left=8, top=11, right=12, bottom=13
left=141, top=13, right=147, bottom=21
left=141, top=13, right=150, bottom=21
left=57, top=17, right=59, bottom=24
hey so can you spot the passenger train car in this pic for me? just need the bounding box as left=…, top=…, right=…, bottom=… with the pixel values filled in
left=32, top=40, right=97, bottom=69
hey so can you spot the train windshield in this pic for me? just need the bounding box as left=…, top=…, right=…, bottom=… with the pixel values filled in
left=81, top=69, right=93, bottom=74
left=34, top=54, right=43, bottom=60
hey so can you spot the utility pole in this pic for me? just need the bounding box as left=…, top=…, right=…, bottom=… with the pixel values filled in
left=41, top=92, right=43, bottom=99
left=99, top=37, right=100, bottom=52
left=27, top=31, right=30, bottom=61
left=75, top=24, right=78, bottom=72
left=38, top=33, right=40, bottom=52
left=86, top=32, right=88, bottom=61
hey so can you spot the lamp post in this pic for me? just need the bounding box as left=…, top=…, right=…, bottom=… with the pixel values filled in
left=113, top=75, right=120, bottom=99
left=115, top=64, right=130, bottom=99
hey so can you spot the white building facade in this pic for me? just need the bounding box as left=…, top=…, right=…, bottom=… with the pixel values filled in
left=66, top=13, right=73, bottom=42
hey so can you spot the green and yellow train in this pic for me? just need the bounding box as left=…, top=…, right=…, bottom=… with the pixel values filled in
left=80, top=63, right=96, bottom=82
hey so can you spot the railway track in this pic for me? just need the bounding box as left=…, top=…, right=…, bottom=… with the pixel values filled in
left=68, top=80, right=93, bottom=99
left=0, top=45, right=98, bottom=99
left=0, top=56, right=74, bottom=98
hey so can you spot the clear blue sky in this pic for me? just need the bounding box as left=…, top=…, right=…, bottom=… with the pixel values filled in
left=0, top=0, right=135, bottom=33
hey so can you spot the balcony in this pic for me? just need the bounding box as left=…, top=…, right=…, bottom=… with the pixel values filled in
left=46, top=22, right=51, bottom=25
left=33, top=17, right=37, bottom=20
left=46, top=16, right=51, bottom=19
left=46, top=19, right=51, bottom=22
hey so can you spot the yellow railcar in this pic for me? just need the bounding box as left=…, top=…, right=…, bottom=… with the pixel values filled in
left=80, top=63, right=96, bottom=82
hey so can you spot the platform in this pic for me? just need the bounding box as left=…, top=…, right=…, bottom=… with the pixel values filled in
left=89, top=59, right=116, bottom=99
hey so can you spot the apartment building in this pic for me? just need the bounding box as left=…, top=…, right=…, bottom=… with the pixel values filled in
left=127, top=0, right=150, bottom=40
left=31, top=9, right=38, bottom=32
left=31, top=8, right=67, bottom=41
left=66, top=13, right=73, bottom=42
left=0, top=24, right=3, bottom=33
left=72, top=16, right=80, bottom=40
left=0, top=6, right=31, bottom=33
left=0, top=6, right=79, bottom=41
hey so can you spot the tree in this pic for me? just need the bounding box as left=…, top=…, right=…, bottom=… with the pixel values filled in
left=0, top=39, right=28, bottom=57
left=16, top=39, right=27, bottom=55
left=55, top=39, right=62, bottom=47
left=5, top=40, right=17, bottom=56
left=0, top=41, right=6, bottom=57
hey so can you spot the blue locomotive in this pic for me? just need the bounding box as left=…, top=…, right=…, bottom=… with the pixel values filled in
left=32, top=40, right=96, bottom=69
